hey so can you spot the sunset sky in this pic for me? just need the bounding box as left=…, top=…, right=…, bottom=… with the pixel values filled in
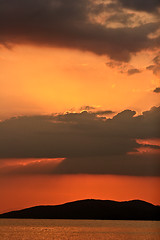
left=0, top=0, right=160, bottom=213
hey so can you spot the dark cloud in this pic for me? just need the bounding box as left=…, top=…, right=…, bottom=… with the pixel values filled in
left=54, top=154, right=160, bottom=176
left=0, top=0, right=159, bottom=62
left=106, top=60, right=142, bottom=75
left=127, top=68, right=141, bottom=75
left=112, top=109, right=136, bottom=120
left=106, top=61, right=122, bottom=68
left=94, top=110, right=114, bottom=115
left=92, top=2, right=135, bottom=26
left=147, top=64, right=160, bottom=76
left=118, top=0, right=160, bottom=13
left=80, top=106, right=96, bottom=111
left=54, top=110, right=114, bottom=123
left=153, top=87, right=160, bottom=93
left=1, top=154, right=159, bottom=177
left=106, top=12, right=134, bottom=26
left=0, top=106, right=160, bottom=176
left=153, top=55, right=160, bottom=65
left=140, top=144, right=160, bottom=150
left=146, top=54, right=160, bottom=77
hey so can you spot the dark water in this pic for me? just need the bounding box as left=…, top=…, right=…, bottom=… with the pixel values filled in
left=0, top=219, right=160, bottom=240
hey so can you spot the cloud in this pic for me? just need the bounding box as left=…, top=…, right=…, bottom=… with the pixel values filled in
left=147, top=64, right=160, bottom=77
left=54, top=110, right=114, bottom=123
left=94, top=110, right=114, bottom=115
left=1, top=154, right=159, bottom=176
left=106, top=60, right=142, bottom=75
left=147, top=65, right=160, bottom=77
left=112, top=109, right=136, bottom=119
left=80, top=106, right=114, bottom=115
left=80, top=106, right=96, bottom=111
left=0, top=0, right=160, bottom=62
left=118, top=0, right=160, bottom=13
left=153, top=87, right=160, bottom=93
left=146, top=53, right=160, bottom=77
left=0, top=106, right=159, bottom=176
left=0, top=158, right=64, bottom=175
left=106, top=12, right=135, bottom=26
left=127, top=68, right=141, bottom=75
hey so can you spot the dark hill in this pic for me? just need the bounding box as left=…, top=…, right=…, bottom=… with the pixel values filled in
left=0, top=199, right=160, bottom=220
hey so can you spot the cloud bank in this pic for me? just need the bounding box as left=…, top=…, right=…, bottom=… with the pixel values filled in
left=0, top=0, right=160, bottom=62
left=0, top=106, right=159, bottom=176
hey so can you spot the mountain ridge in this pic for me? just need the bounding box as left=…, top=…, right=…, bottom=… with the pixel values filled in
left=0, top=199, right=160, bottom=220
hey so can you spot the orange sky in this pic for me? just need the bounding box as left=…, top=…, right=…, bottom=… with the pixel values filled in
left=0, top=45, right=160, bottom=212
left=0, top=174, right=160, bottom=214
left=0, top=45, right=159, bottom=120
left=0, top=0, right=160, bottom=213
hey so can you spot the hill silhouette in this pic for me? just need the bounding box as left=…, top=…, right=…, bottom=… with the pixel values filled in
left=0, top=199, right=160, bottom=220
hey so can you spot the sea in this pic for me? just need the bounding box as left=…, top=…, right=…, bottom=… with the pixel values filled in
left=0, top=219, right=160, bottom=240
